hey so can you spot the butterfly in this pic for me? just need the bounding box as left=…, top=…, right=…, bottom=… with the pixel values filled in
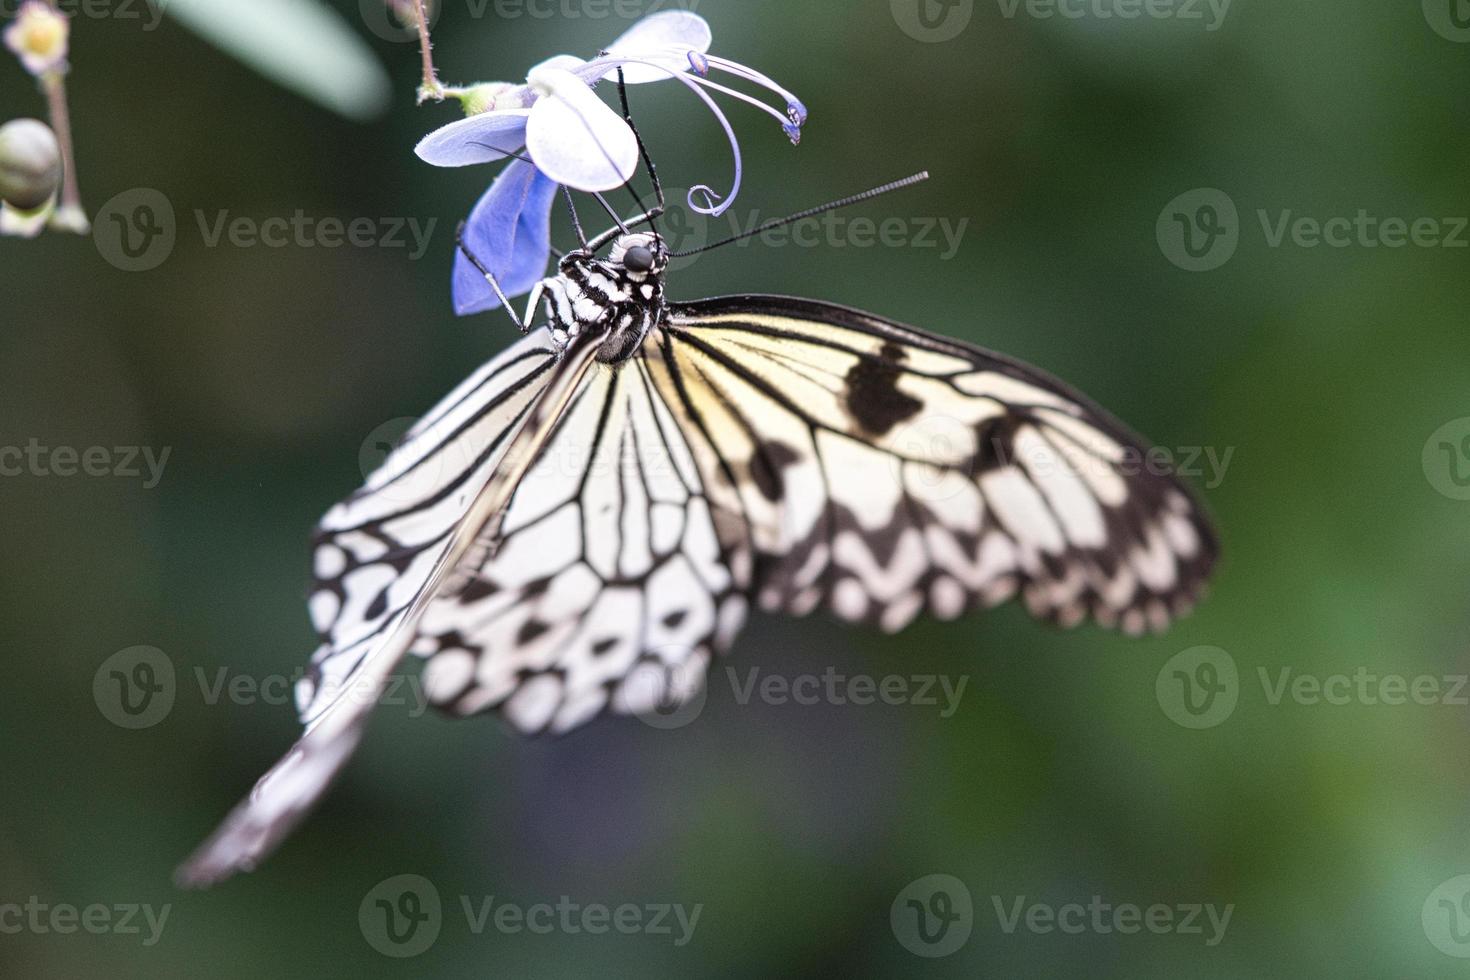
left=176, top=151, right=1218, bottom=887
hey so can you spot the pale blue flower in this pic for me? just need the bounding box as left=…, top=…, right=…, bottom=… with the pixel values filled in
left=416, top=10, right=807, bottom=214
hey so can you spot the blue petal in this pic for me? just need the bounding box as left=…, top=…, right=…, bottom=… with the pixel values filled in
left=452, top=158, right=559, bottom=316
left=416, top=109, right=531, bottom=168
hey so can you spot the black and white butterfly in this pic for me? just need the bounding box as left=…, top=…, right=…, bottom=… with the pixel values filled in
left=177, top=146, right=1218, bottom=886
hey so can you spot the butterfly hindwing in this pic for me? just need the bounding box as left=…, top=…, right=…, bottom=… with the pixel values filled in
left=655, top=295, right=1219, bottom=637
left=408, top=354, right=752, bottom=733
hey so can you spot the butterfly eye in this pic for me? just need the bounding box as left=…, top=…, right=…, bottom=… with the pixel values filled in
left=623, top=245, right=655, bottom=274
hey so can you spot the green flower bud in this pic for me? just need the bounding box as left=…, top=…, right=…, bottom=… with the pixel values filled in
left=457, top=82, right=517, bottom=117
left=0, top=118, right=61, bottom=212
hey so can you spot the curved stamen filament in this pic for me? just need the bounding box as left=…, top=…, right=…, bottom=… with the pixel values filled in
left=702, top=55, right=807, bottom=125
left=584, top=56, right=743, bottom=216
left=683, top=73, right=795, bottom=130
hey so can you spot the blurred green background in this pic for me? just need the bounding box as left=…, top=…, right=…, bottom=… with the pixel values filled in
left=3, top=0, right=1469, bottom=976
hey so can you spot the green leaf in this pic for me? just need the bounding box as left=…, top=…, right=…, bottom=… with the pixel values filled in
left=163, top=0, right=393, bottom=121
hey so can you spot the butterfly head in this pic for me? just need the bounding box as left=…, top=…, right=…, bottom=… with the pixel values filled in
left=547, top=231, right=668, bottom=362
left=605, top=232, right=668, bottom=283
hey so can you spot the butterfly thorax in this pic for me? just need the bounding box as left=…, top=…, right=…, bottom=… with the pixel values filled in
left=544, top=232, right=668, bottom=364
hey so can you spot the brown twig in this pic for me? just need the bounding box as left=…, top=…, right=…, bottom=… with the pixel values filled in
left=41, top=66, right=85, bottom=231
left=409, top=0, right=443, bottom=102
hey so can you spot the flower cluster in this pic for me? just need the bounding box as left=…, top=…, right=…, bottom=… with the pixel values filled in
left=416, top=11, right=807, bottom=315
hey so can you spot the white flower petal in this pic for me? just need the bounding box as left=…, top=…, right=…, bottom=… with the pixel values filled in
left=524, top=69, right=638, bottom=192
left=603, top=10, right=711, bottom=83
left=528, top=54, right=587, bottom=77
left=415, top=109, right=531, bottom=168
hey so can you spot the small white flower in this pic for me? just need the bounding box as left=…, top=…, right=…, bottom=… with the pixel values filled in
left=4, top=1, right=69, bottom=77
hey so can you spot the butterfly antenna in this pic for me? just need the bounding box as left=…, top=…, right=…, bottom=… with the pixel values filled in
left=456, top=221, right=529, bottom=333
left=670, top=172, right=932, bottom=258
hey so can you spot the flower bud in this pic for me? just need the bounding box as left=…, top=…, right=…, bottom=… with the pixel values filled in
left=4, top=2, right=70, bottom=77
left=0, top=118, right=61, bottom=211
left=456, top=82, right=517, bottom=118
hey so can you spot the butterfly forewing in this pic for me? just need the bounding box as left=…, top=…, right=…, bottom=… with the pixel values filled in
left=299, top=331, right=562, bottom=723
left=176, top=330, right=569, bottom=887
left=655, top=295, right=1218, bottom=636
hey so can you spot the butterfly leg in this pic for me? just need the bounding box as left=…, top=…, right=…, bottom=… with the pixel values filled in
left=522, top=279, right=554, bottom=341
left=456, top=221, right=531, bottom=333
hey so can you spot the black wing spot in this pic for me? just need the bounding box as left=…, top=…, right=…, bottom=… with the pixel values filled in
left=365, top=588, right=388, bottom=620
left=516, top=620, right=550, bottom=645
left=662, top=609, right=688, bottom=629
left=845, top=348, right=922, bottom=436
left=974, top=416, right=1024, bottom=473
left=749, top=441, right=801, bottom=502
left=460, top=578, right=497, bottom=603
left=591, top=637, right=620, bottom=655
